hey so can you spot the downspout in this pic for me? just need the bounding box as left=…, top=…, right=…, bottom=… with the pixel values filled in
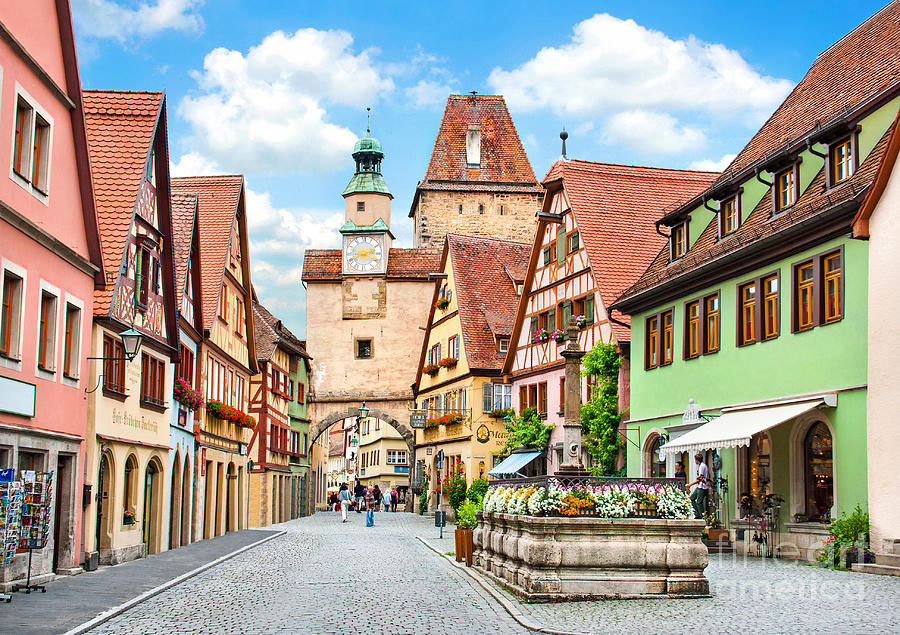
left=654, top=219, right=670, bottom=239
left=754, top=168, right=773, bottom=187
left=806, top=139, right=827, bottom=159
left=702, top=195, right=717, bottom=215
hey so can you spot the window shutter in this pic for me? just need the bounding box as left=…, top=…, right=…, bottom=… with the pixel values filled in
left=563, top=299, right=573, bottom=328
left=543, top=247, right=551, bottom=266
left=548, top=310, right=556, bottom=331
left=584, top=293, right=595, bottom=324
left=557, top=228, right=566, bottom=266
left=482, top=383, right=493, bottom=413
left=530, top=315, right=538, bottom=335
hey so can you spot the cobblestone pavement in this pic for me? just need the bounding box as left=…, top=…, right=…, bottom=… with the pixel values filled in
left=88, top=512, right=531, bottom=635
left=515, top=551, right=900, bottom=633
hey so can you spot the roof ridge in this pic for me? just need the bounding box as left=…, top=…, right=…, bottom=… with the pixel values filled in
left=82, top=88, right=163, bottom=95
left=815, top=0, right=898, bottom=61
left=172, top=174, right=245, bottom=180
left=447, top=232, right=531, bottom=247
left=563, top=159, right=720, bottom=176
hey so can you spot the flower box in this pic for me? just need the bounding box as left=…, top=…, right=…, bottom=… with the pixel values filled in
left=435, top=297, right=450, bottom=310
left=173, top=378, right=204, bottom=411
left=531, top=329, right=550, bottom=344
left=423, top=363, right=440, bottom=376
left=489, top=408, right=515, bottom=420
left=551, top=328, right=566, bottom=343
left=439, top=357, right=458, bottom=369
left=574, top=315, right=588, bottom=329
left=206, top=400, right=256, bottom=428
left=123, top=510, right=136, bottom=526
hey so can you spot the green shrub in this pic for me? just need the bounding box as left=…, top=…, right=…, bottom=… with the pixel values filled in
left=447, top=465, right=468, bottom=511
left=467, top=478, right=489, bottom=504
left=418, top=475, right=429, bottom=514
left=829, top=505, right=869, bottom=544
left=456, top=500, right=482, bottom=530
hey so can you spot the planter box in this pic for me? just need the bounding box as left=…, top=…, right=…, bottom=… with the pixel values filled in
left=474, top=511, right=709, bottom=601
left=456, top=528, right=474, bottom=566
left=707, top=528, right=729, bottom=542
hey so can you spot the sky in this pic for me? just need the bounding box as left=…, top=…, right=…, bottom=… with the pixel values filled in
left=71, top=0, right=889, bottom=338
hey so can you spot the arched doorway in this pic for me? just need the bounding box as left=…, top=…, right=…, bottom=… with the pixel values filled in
left=142, top=458, right=163, bottom=555
left=226, top=462, right=237, bottom=532
left=644, top=433, right=666, bottom=478
left=181, top=457, right=191, bottom=545
left=169, top=452, right=182, bottom=550
left=96, top=452, right=114, bottom=554
left=804, top=422, right=833, bottom=521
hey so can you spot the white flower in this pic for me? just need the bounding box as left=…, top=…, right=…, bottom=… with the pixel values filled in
left=656, top=486, right=693, bottom=519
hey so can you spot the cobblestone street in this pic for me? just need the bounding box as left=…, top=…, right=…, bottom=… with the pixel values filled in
left=79, top=510, right=900, bottom=634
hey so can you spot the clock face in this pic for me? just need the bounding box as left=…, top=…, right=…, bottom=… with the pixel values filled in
left=345, top=236, right=384, bottom=273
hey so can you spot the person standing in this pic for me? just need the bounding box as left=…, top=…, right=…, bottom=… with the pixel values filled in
left=373, top=484, right=382, bottom=511
left=338, top=484, right=351, bottom=523
left=674, top=461, right=686, bottom=480
left=382, top=488, right=392, bottom=513
left=354, top=480, right=364, bottom=513
left=364, top=488, right=376, bottom=527
left=391, top=488, right=399, bottom=513
left=687, top=453, right=710, bottom=519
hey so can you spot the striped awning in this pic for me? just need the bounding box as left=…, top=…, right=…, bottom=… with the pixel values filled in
left=488, top=451, right=542, bottom=477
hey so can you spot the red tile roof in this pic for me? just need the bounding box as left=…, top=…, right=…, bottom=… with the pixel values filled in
left=544, top=160, right=719, bottom=340
left=170, top=193, right=197, bottom=305
left=417, top=94, right=540, bottom=189
left=252, top=301, right=309, bottom=363
left=447, top=234, right=532, bottom=370
left=83, top=90, right=163, bottom=315
left=301, top=248, right=441, bottom=281
left=716, top=1, right=900, bottom=185
left=171, top=175, right=244, bottom=331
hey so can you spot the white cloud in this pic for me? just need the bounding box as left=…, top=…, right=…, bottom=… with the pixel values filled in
left=488, top=13, right=792, bottom=120
left=689, top=153, right=737, bottom=172
left=72, top=0, right=204, bottom=40
left=179, top=28, right=394, bottom=176
left=170, top=152, right=221, bottom=177
left=603, top=111, right=705, bottom=154
left=405, top=79, right=457, bottom=109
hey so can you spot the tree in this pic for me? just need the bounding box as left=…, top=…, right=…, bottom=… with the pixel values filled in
left=580, top=341, right=623, bottom=475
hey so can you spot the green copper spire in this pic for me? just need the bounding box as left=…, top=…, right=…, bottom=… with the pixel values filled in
left=343, top=108, right=391, bottom=197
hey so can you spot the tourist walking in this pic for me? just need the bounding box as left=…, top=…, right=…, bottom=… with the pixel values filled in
left=373, top=484, right=382, bottom=511
left=382, top=488, right=392, bottom=513
left=391, top=488, right=399, bottom=512
left=338, top=484, right=351, bottom=523
left=364, top=488, right=376, bottom=527
left=354, top=481, right=364, bottom=513
left=687, top=453, right=710, bottom=519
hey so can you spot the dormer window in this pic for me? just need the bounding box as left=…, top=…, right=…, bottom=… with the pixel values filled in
left=466, top=128, right=481, bottom=167
left=720, top=196, right=739, bottom=237
left=829, top=137, right=855, bottom=186
left=498, top=337, right=509, bottom=353
left=670, top=222, right=688, bottom=261
left=774, top=166, right=796, bottom=211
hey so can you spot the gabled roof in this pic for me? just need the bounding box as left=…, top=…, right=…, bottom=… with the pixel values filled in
left=171, top=175, right=244, bottom=331
left=301, top=248, right=441, bottom=282
left=252, top=301, right=310, bottom=363
left=853, top=110, right=900, bottom=237
left=542, top=160, right=718, bottom=340
left=446, top=234, right=531, bottom=372
left=83, top=90, right=163, bottom=315
left=170, top=193, right=197, bottom=304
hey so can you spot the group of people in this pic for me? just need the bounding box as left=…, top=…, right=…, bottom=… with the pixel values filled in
left=334, top=482, right=400, bottom=527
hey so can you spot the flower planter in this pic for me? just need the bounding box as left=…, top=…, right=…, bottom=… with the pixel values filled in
left=456, top=528, right=474, bottom=566
left=474, top=512, right=709, bottom=601
left=707, top=528, right=729, bottom=542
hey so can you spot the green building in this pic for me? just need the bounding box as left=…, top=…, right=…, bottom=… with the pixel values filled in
left=611, top=4, right=900, bottom=561
left=283, top=322, right=312, bottom=517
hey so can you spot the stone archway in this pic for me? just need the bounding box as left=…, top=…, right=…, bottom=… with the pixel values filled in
left=308, top=407, right=416, bottom=510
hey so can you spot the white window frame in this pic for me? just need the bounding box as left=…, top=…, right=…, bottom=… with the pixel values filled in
left=387, top=450, right=407, bottom=465
left=35, top=279, right=60, bottom=380
left=492, top=383, right=512, bottom=410
left=0, top=258, right=26, bottom=370
left=498, top=337, right=509, bottom=353
left=9, top=83, right=53, bottom=204
left=60, top=292, right=85, bottom=387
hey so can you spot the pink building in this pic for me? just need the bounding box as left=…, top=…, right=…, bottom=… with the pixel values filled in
left=0, top=0, right=103, bottom=588
left=503, top=158, right=717, bottom=474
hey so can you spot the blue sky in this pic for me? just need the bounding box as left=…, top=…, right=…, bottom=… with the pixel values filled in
left=71, top=0, right=889, bottom=337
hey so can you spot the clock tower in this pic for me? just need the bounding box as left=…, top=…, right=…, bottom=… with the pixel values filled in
left=341, top=123, right=394, bottom=275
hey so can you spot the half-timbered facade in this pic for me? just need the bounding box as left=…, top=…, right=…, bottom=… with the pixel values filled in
left=82, top=90, right=179, bottom=565
left=171, top=175, right=257, bottom=541
left=503, top=159, right=717, bottom=474
left=248, top=301, right=310, bottom=527
left=413, top=234, right=529, bottom=509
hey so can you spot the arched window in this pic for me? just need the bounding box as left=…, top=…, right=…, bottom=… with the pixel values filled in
left=124, top=454, right=138, bottom=517
left=804, top=422, right=833, bottom=521
left=647, top=434, right=666, bottom=478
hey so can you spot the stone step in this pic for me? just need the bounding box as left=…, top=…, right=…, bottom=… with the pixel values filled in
left=876, top=553, right=900, bottom=567
left=851, top=563, right=900, bottom=577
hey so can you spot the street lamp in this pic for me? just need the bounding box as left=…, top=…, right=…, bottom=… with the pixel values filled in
left=358, top=401, right=369, bottom=420
left=85, top=327, right=145, bottom=393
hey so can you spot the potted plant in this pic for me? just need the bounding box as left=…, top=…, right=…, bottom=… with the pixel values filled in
left=574, top=314, right=588, bottom=329
left=551, top=328, right=566, bottom=343
left=435, top=297, right=450, bottom=310
left=439, top=357, right=458, bottom=369
left=489, top=407, right=515, bottom=420
left=173, top=378, right=204, bottom=411
left=423, top=363, right=440, bottom=376
left=531, top=329, right=550, bottom=343
left=455, top=500, right=480, bottom=566
left=123, top=509, right=136, bottom=526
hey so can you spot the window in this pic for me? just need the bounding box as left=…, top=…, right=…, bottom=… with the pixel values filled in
left=457, top=204, right=463, bottom=215
left=12, top=95, right=51, bottom=195
left=762, top=275, right=779, bottom=340
left=357, top=338, right=373, bottom=359
left=568, top=231, right=580, bottom=253
left=538, top=382, right=548, bottom=415
left=738, top=273, right=779, bottom=346
left=646, top=315, right=659, bottom=370
left=63, top=303, right=81, bottom=378
left=177, top=344, right=194, bottom=386
left=499, top=205, right=506, bottom=216
left=774, top=167, right=795, bottom=211
left=140, top=353, right=165, bottom=407
left=829, top=138, right=855, bottom=186
left=647, top=435, right=666, bottom=478
left=103, top=334, right=125, bottom=393
left=685, top=300, right=700, bottom=359
left=539, top=309, right=555, bottom=332
left=234, top=297, right=244, bottom=336
left=671, top=222, right=687, bottom=260
left=803, top=422, right=833, bottom=521
left=645, top=308, right=674, bottom=369
left=720, top=196, right=739, bottom=237
left=738, top=282, right=756, bottom=346
left=493, top=383, right=512, bottom=410
left=1, top=270, right=23, bottom=359
left=37, top=290, right=57, bottom=371
left=219, top=284, right=228, bottom=322
left=387, top=450, right=407, bottom=465
left=792, top=248, right=843, bottom=332
left=297, top=381, right=305, bottom=404
left=661, top=310, right=674, bottom=365
left=558, top=377, right=565, bottom=413
left=704, top=294, right=720, bottom=354
left=124, top=455, right=138, bottom=515
left=684, top=293, right=720, bottom=359
left=498, top=337, right=509, bottom=353
left=135, top=246, right=150, bottom=309
left=357, top=201, right=365, bottom=212
left=519, top=385, right=527, bottom=411
left=448, top=335, right=459, bottom=359
left=427, top=342, right=440, bottom=365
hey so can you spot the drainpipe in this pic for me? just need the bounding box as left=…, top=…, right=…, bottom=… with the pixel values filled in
left=654, top=219, right=670, bottom=239
left=806, top=138, right=827, bottom=159
left=702, top=195, right=717, bottom=215
left=754, top=168, right=773, bottom=188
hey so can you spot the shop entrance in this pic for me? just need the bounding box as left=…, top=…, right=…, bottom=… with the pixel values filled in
left=96, top=453, right=113, bottom=554
left=142, top=459, right=162, bottom=555
left=52, top=455, right=74, bottom=571
left=169, top=452, right=182, bottom=550
left=180, top=457, right=191, bottom=545
left=225, top=462, right=236, bottom=532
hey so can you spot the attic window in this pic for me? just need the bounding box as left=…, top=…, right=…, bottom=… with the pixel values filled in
left=498, top=338, right=510, bottom=353
left=466, top=128, right=481, bottom=167
left=670, top=221, right=688, bottom=261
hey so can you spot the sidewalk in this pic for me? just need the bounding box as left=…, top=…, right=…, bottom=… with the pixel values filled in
left=1, top=529, right=281, bottom=635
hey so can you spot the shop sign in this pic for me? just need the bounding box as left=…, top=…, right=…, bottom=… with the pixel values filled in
left=410, top=411, right=426, bottom=428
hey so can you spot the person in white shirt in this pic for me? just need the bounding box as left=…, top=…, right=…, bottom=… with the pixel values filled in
left=686, top=453, right=710, bottom=520
left=338, top=484, right=351, bottom=523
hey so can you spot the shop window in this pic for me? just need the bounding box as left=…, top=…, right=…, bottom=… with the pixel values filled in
left=804, top=422, right=833, bottom=521
left=741, top=433, right=771, bottom=518
left=792, top=248, right=843, bottom=332
left=17, top=450, right=44, bottom=472
left=63, top=303, right=81, bottom=378
left=646, top=435, right=666, bottom=478
left=1, top=269, right=24, bottom=359
left=37, top=290, right=57, bottom=371
left=123, top=455, right=138, bottom=518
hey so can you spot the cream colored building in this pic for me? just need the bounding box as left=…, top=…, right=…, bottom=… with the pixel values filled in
left=358, top=416, right=409, bottom=496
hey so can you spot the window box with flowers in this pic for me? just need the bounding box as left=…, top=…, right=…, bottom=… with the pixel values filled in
left=435, top=297, right=450, bottom=311
left=426, top=412, right=465, bottom=428
left=532, top=329, right=550, bottom=344
left=489, top=407, right=516, bottom=420
left=206, top=400, right=257, bottom=429
left=173, top=378, right=204, bottom=411
left=551, top=328, right=566, bottom=343
left=123, top=509, right=136, bottom=526
left=574, top=314, right=588, bottom=329
left=423, top=363, right=440, bottom=376
left=439, top=357, right=458, bottom=369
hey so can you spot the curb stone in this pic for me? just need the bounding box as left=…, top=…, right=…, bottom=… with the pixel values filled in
left=64, top=530, right=286, bottom=635
left=415, top=535, right=589, bottom=635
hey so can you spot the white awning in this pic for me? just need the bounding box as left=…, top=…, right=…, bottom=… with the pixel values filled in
left=488, top=451, right=542, bottom=476
left=660, top=399, right=826, bottom=455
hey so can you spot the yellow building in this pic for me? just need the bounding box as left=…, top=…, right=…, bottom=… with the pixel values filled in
left=413, top=234, right=531, bottom=510
left=357, top=416, right=409, bottom=497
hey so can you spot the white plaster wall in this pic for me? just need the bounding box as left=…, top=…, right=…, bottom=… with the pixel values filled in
left=867, top=156, right=900, bottom=551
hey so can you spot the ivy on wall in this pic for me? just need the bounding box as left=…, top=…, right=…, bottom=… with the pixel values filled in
left=580, top=342, right=623, bottom=476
